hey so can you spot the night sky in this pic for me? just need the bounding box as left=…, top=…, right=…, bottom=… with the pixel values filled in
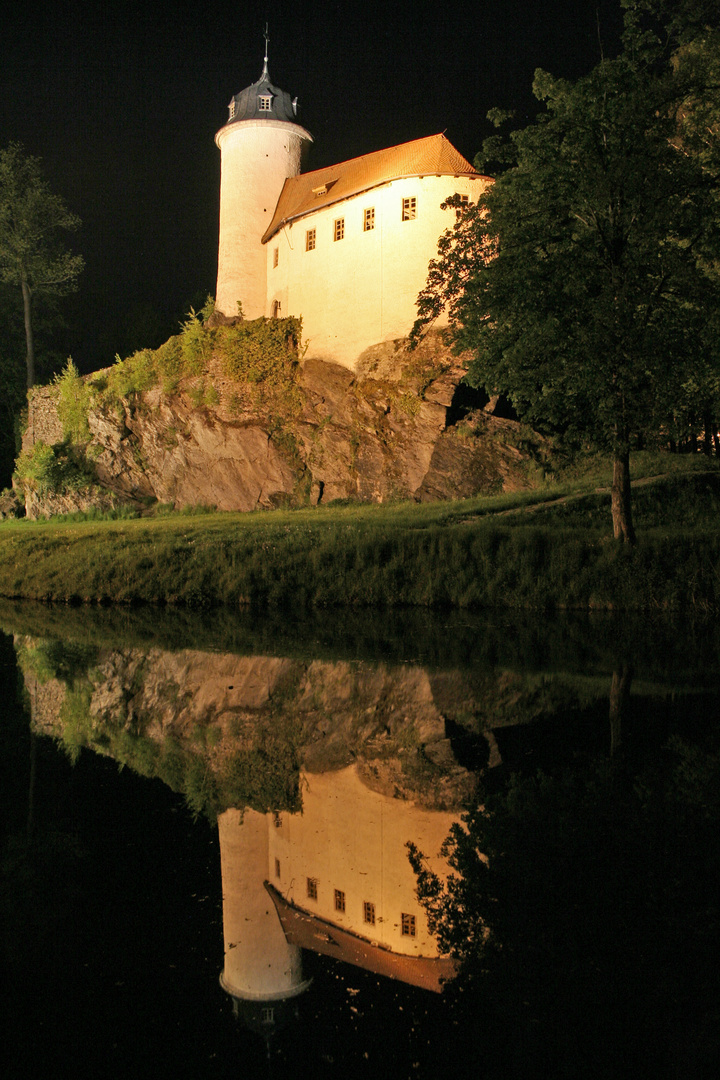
left=1, top=0, right=623, bottom=372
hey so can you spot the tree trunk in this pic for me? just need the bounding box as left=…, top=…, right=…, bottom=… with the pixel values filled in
left=611, top=448, right=636, bottom=544
left=21, top=276, right=35, bottom=389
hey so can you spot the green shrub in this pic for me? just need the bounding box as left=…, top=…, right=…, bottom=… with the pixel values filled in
left=55, top=360, right=91, bottom=441
left=219, top=316, right=301, bottom=387
left=13, top=440, right=95, bottom=496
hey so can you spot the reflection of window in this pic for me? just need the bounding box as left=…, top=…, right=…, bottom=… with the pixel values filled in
left=363, top=901, right=376, bottom=925
left=334, top=889, right=346, bottom=913
left=275, top=858, right=281, bottom=878
left=273, top=812, right=282, bottom=827
left=258, top=95, right=272, bottom=111
left=306, top=228, right=316, bottom=251
left=272, top=300, right=281, bottom=318
left=307, top=877, right=318, bottom=900
left=273, top=247, right=279, bottom=268
left=334, top=218, right=345, bottom=241
left=261, top=1007, right=274, bottom=1023
left=401, top=197, right=417, bottom=220
left=363, top=207, right=375, bottom=231
left=401, top=913, right=416, bottom=937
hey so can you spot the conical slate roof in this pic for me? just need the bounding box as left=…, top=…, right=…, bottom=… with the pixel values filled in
left=262, top=134, right=484, bottom=243
left=224, top=56, right=299, bottom=125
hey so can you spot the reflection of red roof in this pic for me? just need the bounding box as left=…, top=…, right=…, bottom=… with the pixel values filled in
left=262, top=133, right=485, bottom=243
left=265, top=883, right=456, bottom=993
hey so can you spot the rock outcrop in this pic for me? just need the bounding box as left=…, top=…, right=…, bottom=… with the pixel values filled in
left=17, top=330, right=549, bottom=518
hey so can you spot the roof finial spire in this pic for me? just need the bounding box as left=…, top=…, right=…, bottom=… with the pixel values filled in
left=261, top=23, right=270, bottom=80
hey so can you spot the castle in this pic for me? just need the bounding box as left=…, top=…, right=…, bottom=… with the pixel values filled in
left=215, top=46, right=492, bottom=370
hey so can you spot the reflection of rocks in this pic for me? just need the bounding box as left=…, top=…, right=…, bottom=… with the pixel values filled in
left=18, top=641, right=478, bottom=811
left=18, top=636, right=597, bottom=815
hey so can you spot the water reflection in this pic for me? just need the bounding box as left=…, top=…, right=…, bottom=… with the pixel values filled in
left=3, top=601, right=720, bottom=1076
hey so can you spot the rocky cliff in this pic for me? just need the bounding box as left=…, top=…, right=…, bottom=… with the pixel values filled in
left=15, top=319, right=548, bottom=518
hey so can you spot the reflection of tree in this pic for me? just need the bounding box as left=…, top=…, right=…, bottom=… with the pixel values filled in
left=409, top=730, right=720, bottom=1078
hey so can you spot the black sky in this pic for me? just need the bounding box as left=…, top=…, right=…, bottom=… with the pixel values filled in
left=1, top=0, right=623, bottom=371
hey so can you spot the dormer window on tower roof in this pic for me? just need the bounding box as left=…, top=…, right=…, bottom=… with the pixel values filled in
left=258, top=94, right=272, bottom=111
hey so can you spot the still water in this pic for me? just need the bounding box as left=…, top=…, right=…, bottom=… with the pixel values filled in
left=1, top=602, right=718, bottom=1079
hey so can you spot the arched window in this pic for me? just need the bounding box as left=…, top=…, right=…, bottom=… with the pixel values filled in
left=272, top=300, right=281, bottom=318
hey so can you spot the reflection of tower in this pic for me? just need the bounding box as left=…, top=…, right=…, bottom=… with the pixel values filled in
left=215, top=33, right=313, bottom=320
left=218, top=808, right=311, bottom=1039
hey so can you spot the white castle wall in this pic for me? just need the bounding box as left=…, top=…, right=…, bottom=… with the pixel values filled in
left=215, top=119, right=312, bottom=320
left=267, top=173, right=490, bottom=369
left=269, top=766, right=456, bottom=956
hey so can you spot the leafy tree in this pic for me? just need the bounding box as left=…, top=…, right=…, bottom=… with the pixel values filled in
left=408, top=727, right=720, bottom=1077
left=0, top=143, right=83, bottom=390
left=413, top=5, right=720, bottom=543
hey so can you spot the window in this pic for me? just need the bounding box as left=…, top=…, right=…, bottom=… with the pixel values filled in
left=273, top=247, right=279, bottom=268
left=273, top=812, right=282, bottom=828
left=401, top=197, right=417, bottom=221
left=363, top=901, right=376, bottom=925
left=334, top=217, right=345, bottom=241
left=228, top=100, right=236, bottom=120
left=334, top=889, right=346, bottom=913
left=306, top=228, right=316, bottom=251
left=275, top=858, right=281, bottom=878
left=258, top=95, right=272, bottom=111
left=401, top=913, right=417, bottom=937
left=307, top=877, right=318, bottom=900
left=363, top=207, right=375, bottom=231
left=261, top=1007, right=274, bottom=1023
left=456, top=194, right=469, bottom=220
left=272, top=300, right=281, bottom=318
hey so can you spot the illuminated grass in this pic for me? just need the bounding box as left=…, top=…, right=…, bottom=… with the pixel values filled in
left=1, top=455, right=719, bottom=611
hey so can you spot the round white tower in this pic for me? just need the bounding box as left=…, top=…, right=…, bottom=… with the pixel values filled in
left=215, top=39, right=313, bottom=320
left=218, top=807, right=311, bottom=1006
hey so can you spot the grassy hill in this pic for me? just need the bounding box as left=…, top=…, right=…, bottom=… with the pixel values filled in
left=2, top=451, right=719, bottom=611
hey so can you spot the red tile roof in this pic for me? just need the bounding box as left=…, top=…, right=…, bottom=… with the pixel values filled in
left=262, top=133, right=484, bottom=243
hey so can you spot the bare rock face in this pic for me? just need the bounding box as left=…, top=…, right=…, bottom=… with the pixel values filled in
left=18, top=332, right=548, bottom=517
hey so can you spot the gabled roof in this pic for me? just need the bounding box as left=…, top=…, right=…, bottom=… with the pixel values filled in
left=262, top=133, right=484, bottom=243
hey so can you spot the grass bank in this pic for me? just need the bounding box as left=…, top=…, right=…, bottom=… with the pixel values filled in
left=2, top=454, right=720, bottom=611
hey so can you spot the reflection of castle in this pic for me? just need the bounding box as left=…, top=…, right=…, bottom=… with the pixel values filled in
left=218, top=765, right=457, bottom=1033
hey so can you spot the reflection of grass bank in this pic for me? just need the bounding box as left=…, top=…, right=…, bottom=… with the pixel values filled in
left=2, top=455, right=720, bottom=611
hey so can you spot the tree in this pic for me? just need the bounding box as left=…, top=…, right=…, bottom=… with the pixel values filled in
left=413, top=6, right=720, bottom=543
left=0, top=143, right=83, bottom=389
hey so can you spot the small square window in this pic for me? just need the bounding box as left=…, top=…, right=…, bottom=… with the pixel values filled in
left=307, top=877, right=318, bottom=900
left=334, top=218, right=345, bottom=241
left=363, top=901, right=376, bottom=925
left=258, top=96, right=272, bottom=111
left=273, top=247, right=279, bottom=268
left=306, top=228, right=316, bottom=251
left=456, top=194, right=469, bottom=220
left=363, top=207, right=375, bottom=231
left=334, top=889, right=346, bottom=913
left=275, top=858, right=281, bottom=878
left=401, top=913, right=416, bottom=937
left=401, top=197, right=417, bottom=221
